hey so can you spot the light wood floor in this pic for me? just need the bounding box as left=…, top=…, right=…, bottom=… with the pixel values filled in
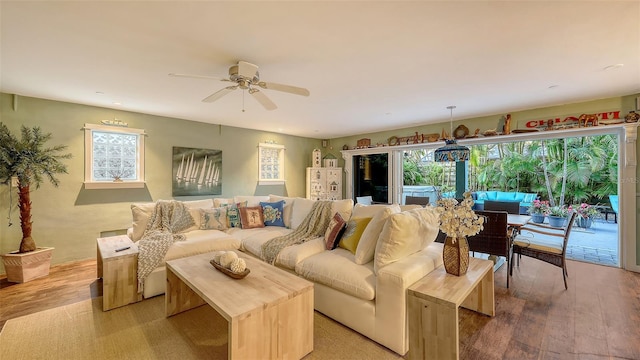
left=1, top=257, right=639, bottom=359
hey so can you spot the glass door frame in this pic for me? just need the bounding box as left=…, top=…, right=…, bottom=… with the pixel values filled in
left=341, top=123, right=639, bottom=273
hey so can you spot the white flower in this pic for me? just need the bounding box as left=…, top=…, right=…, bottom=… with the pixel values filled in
left=436, top=192, right=484, bottom=239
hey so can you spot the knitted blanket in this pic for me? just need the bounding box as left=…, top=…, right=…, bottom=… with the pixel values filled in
left=137, top=200, right=194, bottom=293
left=261, top=200, right=333, bottom=265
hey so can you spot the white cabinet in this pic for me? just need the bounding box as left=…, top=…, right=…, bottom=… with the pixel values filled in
left=306, top=167, right=342, bottom=200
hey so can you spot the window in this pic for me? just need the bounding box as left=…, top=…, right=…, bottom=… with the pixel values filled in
left=258, top=142, right=285, bottom=185
left=84, top=124, right=146, bottom=189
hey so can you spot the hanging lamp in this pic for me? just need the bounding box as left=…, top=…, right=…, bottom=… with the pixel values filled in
left=434, top=105, right=470, bottom=162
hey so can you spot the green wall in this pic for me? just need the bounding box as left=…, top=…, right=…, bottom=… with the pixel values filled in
left=0, top=94, right=321, bottom=273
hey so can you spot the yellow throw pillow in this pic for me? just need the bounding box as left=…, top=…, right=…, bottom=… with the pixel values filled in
left=339, top=217, right=372, bottom=254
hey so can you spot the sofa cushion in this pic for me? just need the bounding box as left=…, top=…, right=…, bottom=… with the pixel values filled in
left=199, top=207, right=228, bottom=230
left=130, top=199, right=214, bottom=241
left=354, top=204, right=401, bottom=265
left=160, top=230, right=241, bottom=266
left=239, top=206, right=265, bottom=229
left=339, top=217, right=372, bottom=253
left=496, top=192, right=515, bottom=201
left=230, top=226, right=292, bottom=259
left=277, top=237, right=326, bottom=270
left=331, top=199, right=354, bottom=223
left=295, top=249, right=376, bottom=301
left=400, top=204, right=423, bottom=212
left=234, top=195, right=270, bottom=207
left=269, top=195, right=295, bottom=228
left=260, top=200, right=286, bottom=227
left=325, top=212, right=347, bottom=250
left=522, top=193, right=537, bottom=203
left=291, top=198, right=316, bottom=229
left=213, top=197, right=234, bottom=208
left=374, top=207, right=439, bottom=274
left=131, top=202, right=156, bottom=241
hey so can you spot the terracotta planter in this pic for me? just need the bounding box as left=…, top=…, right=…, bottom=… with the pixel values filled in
left=443, top=236, right=469, bottom=276
left=1, top=247, right=54, bottom=283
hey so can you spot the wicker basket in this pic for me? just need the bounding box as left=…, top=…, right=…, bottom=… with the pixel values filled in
left=443, top=237, right=469, bottom=276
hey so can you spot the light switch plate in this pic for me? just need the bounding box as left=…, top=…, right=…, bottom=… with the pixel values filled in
left=11, top=176, right=18, bottom=187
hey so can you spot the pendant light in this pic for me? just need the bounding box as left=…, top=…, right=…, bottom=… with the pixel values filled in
left=434, top=105, right=470, bottom=162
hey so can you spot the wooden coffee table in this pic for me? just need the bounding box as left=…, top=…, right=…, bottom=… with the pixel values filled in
left=165, top=251, right=314, bottom=360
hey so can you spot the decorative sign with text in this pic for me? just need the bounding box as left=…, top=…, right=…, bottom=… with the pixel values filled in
left=524, top=110, right=621, bottom=129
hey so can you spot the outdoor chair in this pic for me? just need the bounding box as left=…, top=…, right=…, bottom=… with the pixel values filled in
left=484, top=200, right=521, bottom=214
left=467, top=210, right=516, bottom=288
left=405, top=196, right=430, bottom=206
left=510, top=212, right=578, bottom=290
left=356, top=196, right=373, bottom=205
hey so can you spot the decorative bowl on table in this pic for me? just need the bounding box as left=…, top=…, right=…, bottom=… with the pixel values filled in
left=210, top=258, right=250, bottom=279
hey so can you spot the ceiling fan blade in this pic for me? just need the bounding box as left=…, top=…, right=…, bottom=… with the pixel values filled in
left=249, top=88, right=277, bottom=110
left=169, top=73, right=225, bottom=80
left=202, top=86, right=237, bottom=103
left=238, top=61, right=259, bottom=79
left=256, top=81, right=310, bottom=96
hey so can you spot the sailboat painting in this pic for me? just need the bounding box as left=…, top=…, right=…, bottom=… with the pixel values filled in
left=172, top=146, right=222, bottom=196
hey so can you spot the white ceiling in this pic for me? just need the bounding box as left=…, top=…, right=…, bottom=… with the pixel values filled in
left=1, top=1, right=639, bottom=139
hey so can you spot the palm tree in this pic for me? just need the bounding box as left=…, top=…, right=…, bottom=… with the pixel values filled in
left=0, top=123, right=72, bottom=253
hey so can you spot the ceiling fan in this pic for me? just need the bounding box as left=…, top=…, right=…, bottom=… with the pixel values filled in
left=169, top=61, right=310, bottom=111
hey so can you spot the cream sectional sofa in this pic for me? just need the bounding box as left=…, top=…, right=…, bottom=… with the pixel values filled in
left=127, top=195, right=444, bottom=355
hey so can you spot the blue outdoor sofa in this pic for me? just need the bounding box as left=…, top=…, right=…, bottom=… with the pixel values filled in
left=472, top=191, right=538, bottom=214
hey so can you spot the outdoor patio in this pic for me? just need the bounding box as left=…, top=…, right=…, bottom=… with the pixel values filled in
left=566, top=217, right=619, bottom=267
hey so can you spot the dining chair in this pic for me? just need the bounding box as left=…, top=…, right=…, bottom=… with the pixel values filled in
left=405, top=196, right=430, bottom=206
left=467, top=210, right=515, bottom=288
left=484, top=200, right=521, bottom=215
left=510, top=211, right=578, bottom=289
left=356, top=196, right=373, bottom=205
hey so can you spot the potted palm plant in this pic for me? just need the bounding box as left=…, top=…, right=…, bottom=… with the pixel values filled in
left=0, top=123, right=71, bottom=283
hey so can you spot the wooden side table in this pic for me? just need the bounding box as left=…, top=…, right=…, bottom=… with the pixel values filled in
left=407, top=257, right=495, bottom=360
left=97, top=235, right=142, bottom=311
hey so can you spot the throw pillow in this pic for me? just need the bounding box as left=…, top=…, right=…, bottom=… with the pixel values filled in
left=354, top=204, right=401, bottom=264
left=269, top=194, right=295, bottom=228
left=239, top=206, right=265, bottom=229
left=324, top=212, right=347, bottom=250
left=224, top=202, right=246, bottom=228
left=199, top=207, right=228, bottom=230
left=338, top=217, right=372, bottom=254
left=373, top=207, right=439, bottom=274
left=260, top=200, right=285, bottom=227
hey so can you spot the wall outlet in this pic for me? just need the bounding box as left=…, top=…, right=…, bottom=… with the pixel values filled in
left=11, top=176, right=18, bottom=187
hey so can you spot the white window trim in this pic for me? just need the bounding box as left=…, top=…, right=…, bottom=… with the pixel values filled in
left=83, top=123, right=146, bottom=189
left=258, top=142, right=285, bottom=185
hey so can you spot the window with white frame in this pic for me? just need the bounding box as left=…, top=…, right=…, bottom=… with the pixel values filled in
left=84, top=124, right=146, bottom=189
left=258, top=142, right=285, bottom=185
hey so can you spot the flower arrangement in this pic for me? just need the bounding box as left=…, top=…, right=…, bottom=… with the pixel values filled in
left=547, top=204, right=572, bottom=217
left=574, top=203, right=598, bottom=218
left=436, top=192, right=484, bottom=239
left=528, top=199, right=550, bottom=215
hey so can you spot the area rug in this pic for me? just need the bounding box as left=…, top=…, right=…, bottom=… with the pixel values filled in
left=0, top=296, right=402, bottom=359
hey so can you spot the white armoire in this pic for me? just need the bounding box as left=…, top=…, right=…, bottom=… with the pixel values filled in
left=306, top=167, right=343, bottom=200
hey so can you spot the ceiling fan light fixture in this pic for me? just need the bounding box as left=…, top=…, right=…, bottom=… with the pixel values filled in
left=434, top=105, right=470, bottom=162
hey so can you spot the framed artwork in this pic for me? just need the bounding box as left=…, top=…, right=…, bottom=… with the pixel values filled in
left=172, top=146, right=222, bottom=196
